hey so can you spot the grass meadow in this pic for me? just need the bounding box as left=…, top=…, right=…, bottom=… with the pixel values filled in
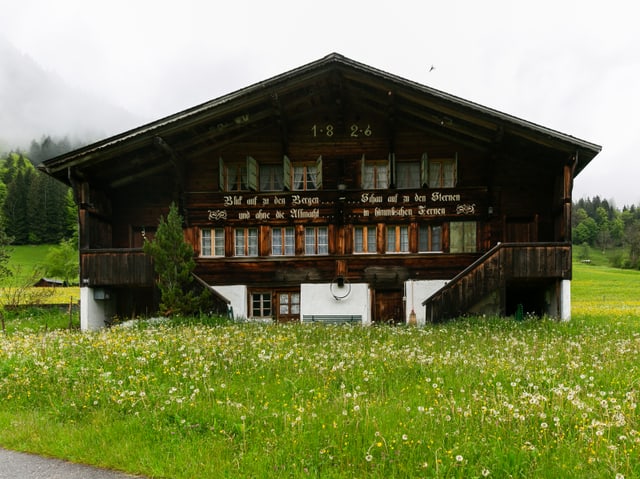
left=0, top=259, right=638, bottom=478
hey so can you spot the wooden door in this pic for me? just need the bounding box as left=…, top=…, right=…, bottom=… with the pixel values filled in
left=505, top=218, right=536, bottom=242
left=276, top=290, right=300, bottom=323
left=373, top=290, right=403, bottom=324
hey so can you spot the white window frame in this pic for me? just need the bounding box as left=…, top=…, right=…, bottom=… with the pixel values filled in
left=234, top=227, right=258, bottom=256
left=201, top=228, right=225, bottom=257
left=304, top=226, right=329, bottom=255
left=250, top=292, right=272, bottom=318
left=271, top=226, right=295, bottom=256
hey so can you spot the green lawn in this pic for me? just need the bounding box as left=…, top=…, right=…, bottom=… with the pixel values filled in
left=4, top=244, right=53, bottom=285
left=0, top=251, right=637, bottom=478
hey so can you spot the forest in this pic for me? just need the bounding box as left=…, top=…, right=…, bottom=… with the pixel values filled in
left=1, top=137, right=640, bottom=270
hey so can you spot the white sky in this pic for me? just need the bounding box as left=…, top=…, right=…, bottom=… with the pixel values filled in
left=3, top=0, right=639, bottom=206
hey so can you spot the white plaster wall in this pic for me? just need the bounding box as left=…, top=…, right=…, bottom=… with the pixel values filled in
left=211, top=285, right=247, bottom=320
left=561, top=279, right=571, bottom=321
left=404, top=280, right=448, bottom=326
left=300, top=283, right=370, bottom=324
left=80, top=287, right=106, bottom=331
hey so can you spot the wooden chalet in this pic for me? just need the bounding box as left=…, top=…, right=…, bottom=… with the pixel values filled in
left=39, top=53, right=601, bottom=329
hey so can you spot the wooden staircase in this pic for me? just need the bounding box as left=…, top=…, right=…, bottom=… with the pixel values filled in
left=422, top=242, right=572, bottom=322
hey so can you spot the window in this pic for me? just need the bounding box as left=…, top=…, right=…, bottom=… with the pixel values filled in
left=234, top=228, right=258, bottom=256
left=279, top=292, right=300, bottom=316
left=291, top=156, right=322, bottom=190
left=386, top=225, right=409, bottom=253
left=419, top=224, right=442, bottom=252
left=251, top=292, right=272, bottom=318
left=220, top=156, right=257, bottom=191
left=201, top=228, right=225, bottom=257
left=450, top=221, right=476, bottom=253
left=361, top=154, right=389, bottom=189
left=354, top=225, right=377, bottom=253
left=305, top=226, right=328, bottom=255
left=428, top=156, right=457, bottom=188
left=272, top=227, right=295, bottom=256
left=260, top=164, right=284, bottom=191
left=396, top=161, right=421, bottom=189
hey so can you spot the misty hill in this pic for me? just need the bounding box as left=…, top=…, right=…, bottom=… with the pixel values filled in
left=0, top=36, right=141, bottom=153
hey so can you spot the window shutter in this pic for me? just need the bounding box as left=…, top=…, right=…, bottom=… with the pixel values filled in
left=360, top=154, right=366, bottom=188
left=283, top=155, right=291, bottom=190
left=421, top=152, right=428, bottom=187
left=453, top=152, right=458, bottom=187
left=388, top=152, right=395, bottom=187
left=246, top=156, right=257, bottom=191
left=219, top=157, right=225, bottom=190
left=315, top=155, right=323, bottom=189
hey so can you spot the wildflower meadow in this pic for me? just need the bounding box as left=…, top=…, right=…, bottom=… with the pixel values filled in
left=0, top=263, right=638, bottom=478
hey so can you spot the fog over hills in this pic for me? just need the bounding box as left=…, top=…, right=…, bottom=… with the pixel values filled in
left=0, top=36, right=142, bottom=153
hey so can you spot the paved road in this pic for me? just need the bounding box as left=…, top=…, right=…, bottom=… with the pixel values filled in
left=0, top=448, right=147, bottom=479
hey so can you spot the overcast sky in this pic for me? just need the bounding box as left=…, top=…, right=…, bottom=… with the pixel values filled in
left=3, top=0, right=639, bottom=206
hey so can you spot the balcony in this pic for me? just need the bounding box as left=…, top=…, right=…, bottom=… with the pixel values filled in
left=422, top=242, right=572, bottom=322
left=80, top=249, right=154, bottom=287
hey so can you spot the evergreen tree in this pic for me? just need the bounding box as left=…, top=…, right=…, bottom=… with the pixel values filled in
left=143, top=203, right=199, bottom=316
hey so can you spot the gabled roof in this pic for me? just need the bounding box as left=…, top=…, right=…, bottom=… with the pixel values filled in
left=39, top=53, right=601, bottom=189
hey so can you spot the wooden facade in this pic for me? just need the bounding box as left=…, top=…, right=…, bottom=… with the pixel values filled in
left=39, top=54, right=601, bottom=329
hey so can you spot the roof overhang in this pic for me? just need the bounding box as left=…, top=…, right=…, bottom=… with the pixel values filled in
left=39, top=53, right=601, bottom=188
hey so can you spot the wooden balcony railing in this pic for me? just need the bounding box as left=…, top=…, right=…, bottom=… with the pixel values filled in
left=80, top=249, right=154, bottom=287
left=422, top=242, right=571, bottom=322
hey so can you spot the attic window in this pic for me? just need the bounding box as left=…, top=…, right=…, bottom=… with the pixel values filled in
left=260, top=164, right=284, bottom=191
left=220, top=156, right=257, bottom=191
left=291, top=156, right=322, bottom=191
left=361, top=154, right=389, bottom=189
left=428, top=155, right=457, bottom=188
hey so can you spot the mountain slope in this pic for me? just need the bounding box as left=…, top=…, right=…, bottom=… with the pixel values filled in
left=0, top=36, right=141, bottom=152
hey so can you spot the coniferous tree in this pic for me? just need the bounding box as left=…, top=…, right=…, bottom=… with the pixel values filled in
left=143, top=202, right=199, bottom=316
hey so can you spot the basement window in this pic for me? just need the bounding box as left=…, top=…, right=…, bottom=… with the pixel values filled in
left=250, top=292, right=272, bottom=318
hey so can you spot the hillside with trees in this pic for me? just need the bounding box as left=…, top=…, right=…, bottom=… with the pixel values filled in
left=572, top=196, right=640, bottom=268
left=0, top=136, right=77, bottom=245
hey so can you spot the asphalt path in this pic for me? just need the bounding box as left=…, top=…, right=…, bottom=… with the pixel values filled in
left=0, top=448, right=147, bottom=479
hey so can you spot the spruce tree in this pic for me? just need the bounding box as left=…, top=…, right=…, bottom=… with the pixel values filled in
left=143, top=202, right=198, bottom=316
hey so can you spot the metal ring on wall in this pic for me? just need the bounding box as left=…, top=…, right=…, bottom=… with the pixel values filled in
left=330, top=278, right=352, bottom=300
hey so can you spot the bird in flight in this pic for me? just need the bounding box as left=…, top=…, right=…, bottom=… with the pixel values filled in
left=429, top=65, right=435, bottom=72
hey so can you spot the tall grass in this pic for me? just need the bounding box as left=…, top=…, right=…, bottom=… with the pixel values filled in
left=0, top=261, right=637, bottom=478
